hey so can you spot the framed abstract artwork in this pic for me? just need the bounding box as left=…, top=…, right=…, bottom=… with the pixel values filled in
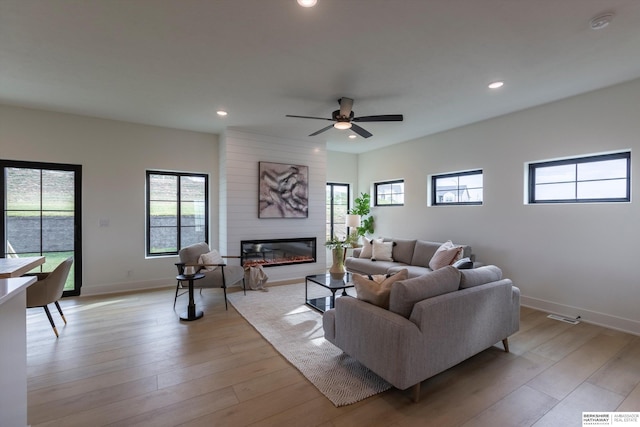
left=258, top=162, right=309, bottom=218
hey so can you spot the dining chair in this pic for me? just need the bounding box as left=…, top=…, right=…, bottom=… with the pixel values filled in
left=26, top=257, right=73, bottom=337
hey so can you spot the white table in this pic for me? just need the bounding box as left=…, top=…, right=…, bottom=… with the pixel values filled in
left=0, top=256, right=45, bottom=278
left=0, top=275, right=37, bottom=427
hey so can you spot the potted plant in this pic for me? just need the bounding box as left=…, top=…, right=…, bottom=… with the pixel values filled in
left=349, top=192, right=374, bottom=241
left=325, top=237, right=349, bottom=276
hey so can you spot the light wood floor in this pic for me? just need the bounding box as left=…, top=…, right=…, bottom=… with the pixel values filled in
left=27, top=285, right=640, bottom=427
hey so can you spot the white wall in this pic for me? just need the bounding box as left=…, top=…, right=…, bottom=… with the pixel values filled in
left=0, top=105, right=219, bottom=295
left=221, top=130, right=327, bottom=282
left=354, top=78, right=640, bottom=335
left=326, top=151, right=358, bottom=187
left=4, top=76, right=639, bottom=333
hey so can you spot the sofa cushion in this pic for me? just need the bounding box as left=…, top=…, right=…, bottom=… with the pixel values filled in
left=345, top=257, right=397, bottom=275
left=410, top=240, right=443, bottom=267
left=389, top=266, right=461, bottom=318
left=372, top=240, right=394, bottom=261
left=387, top=238, right=417, bottom=265
left=387, top=264, right=432, bottom=278
left=459, top=265, right=502, bottom=289
left=429, top=240, right=463, bottom=270
left=358, top=237, right=377, bottom=258
left=353, top=269, right=408, bottom=309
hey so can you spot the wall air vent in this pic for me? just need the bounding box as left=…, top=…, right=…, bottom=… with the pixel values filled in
left=547, top=314, right=581, bottom=325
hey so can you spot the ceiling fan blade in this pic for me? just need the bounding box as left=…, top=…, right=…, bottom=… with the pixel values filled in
left=286, top=114, right=333, bottom=121
left=352, top=114, right=404, bottom=122
left=338, top=97, right=354, bottom=118
left=309, top=124, right=334, bottom=137
left=350, top=123, right=373, bottom=139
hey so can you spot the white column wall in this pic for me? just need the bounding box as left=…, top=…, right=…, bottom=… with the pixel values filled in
left=221, top=130, right=327, bottom=282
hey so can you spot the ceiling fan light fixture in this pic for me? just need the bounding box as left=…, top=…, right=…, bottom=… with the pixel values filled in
left=297, top=0, right=317, bottom=7
left=334, top=121, right=352, bottom=130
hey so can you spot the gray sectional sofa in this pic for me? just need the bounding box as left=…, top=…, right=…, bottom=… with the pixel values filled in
left=345, top=238, right=476, bottom=278
left=323, top=265, right=520, bottom=401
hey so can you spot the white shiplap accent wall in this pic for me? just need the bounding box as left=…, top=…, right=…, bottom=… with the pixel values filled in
left=221, top=130, right=327, bottom=282
left=219, top=132, right=229, bottom=257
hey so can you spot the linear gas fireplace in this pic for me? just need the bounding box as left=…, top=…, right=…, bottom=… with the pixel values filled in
left=241, top=237, right=316, bottom=268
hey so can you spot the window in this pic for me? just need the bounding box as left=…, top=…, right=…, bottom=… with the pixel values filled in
left=146, top=171, right=208, bottom=256
left=326, top=183, right=350, bottom=240
left=528, top=152, right=630, bottom=204
left=1, top=159, right=82, bottom=296
left=432, top=170, right=483, bottom=206
left=374, top=180, right=404, bottom=206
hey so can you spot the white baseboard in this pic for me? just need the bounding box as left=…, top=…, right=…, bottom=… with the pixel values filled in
left=521, top=295, right=640, bottom=337
left=80, top=279, right=173, bottom=296
left=80, top=276, right=304, bottom=297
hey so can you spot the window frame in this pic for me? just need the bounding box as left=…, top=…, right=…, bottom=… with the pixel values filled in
left=1, top=159, right=83, bottom=297
left=374, top=179, right=405, bottom=207
left=146, top=170, right=209, bottom=257
left=326, top=182, right=350, bottom=241
left=431, top=169, right=483, bottom=206
left=528, top=151, right=631, bottom=204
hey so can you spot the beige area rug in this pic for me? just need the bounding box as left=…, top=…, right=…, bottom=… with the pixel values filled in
left=227, top=283, right=391, bottom=407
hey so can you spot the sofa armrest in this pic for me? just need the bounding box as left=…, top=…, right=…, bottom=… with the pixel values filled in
left=409, top=279, right=518, bottom=374
left=332, top=296, right=422, bottom=389
left=334, top=296, right=418, bottom=343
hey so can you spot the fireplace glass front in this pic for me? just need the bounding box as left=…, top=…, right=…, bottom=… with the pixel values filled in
left=241, top=237, right=316, bottom=268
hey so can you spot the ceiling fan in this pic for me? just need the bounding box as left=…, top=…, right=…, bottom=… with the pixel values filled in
left=286, top=97, right=403, bottom=139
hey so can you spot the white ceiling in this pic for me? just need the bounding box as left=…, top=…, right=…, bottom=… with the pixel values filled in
left=2, top=0, right=640, bottom=153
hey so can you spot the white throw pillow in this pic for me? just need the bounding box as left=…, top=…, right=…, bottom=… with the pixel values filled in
left=198, top=250, right=224, bottom=271
left=358, top=237, right=377, bottom=258
left=372, top=240, right=394, bottom=261
left=428, top=240, right=462, bottom=270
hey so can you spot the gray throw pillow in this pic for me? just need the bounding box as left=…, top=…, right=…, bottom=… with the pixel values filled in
left=452, top=257, right=473, bottom=269
left=459, top=265, right=502, bottom=289
left=389, top=266, right=461, bottom=318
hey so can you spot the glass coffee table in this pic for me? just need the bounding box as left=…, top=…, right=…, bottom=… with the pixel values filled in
left=305, top=272, right=354, bottom=313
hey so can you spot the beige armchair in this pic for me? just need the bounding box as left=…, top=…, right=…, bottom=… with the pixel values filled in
left=26, top=257, right=73, bottom=337
left=174, top=242, right=245, bottom=310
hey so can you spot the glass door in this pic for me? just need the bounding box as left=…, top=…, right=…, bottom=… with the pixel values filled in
left=1, top=160, right=82, bottom=296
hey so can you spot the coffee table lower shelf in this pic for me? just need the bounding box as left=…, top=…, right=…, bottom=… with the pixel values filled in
left=304, top=272, right=354, bottom=314
left=306, top=296, right=335, bottom=313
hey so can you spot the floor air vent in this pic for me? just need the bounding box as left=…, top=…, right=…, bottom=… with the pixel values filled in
left=547, top=314, right=581, bottom=325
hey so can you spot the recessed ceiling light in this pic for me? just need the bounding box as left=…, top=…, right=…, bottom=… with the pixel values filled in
left=348, top=134, right=357, bottom=139
left=590, top=13, right=614, bottom=30
left=488, top=81, right=504, bottom=89
left=297, top=0, right=317, bottom=7
left=216, top=110, right=228, bottom=116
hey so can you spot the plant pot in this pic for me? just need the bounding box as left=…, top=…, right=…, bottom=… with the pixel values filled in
left=329, top=246, right=346, bottom=276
